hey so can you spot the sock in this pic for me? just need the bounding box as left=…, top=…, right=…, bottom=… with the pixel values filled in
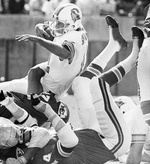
left=100, top=64, right=125, bottom=87
left=34, top=100, right=66, bottom=132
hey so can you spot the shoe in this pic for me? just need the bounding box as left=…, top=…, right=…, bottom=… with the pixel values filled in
left=132, top=26, right=144, bottom=48
left=105, top=15, right=118, bottom=28
left=105, top=15, right=128, bottom=51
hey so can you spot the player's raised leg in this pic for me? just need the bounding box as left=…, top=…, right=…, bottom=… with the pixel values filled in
left=72, top=15, right=128, bottom=129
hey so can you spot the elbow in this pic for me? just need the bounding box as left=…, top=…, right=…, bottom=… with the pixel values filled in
left=58, top=123, right=79, bottom=148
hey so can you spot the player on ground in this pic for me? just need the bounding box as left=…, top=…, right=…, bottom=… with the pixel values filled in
left=0, top=90, right=70, bottom=128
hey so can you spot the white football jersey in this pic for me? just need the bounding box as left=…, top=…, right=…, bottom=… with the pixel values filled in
left=40, top=30, right=88, bottom=97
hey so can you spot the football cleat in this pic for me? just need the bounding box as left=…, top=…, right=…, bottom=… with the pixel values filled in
left=132, top=26, right=144, bottom=48
left=105, top=15, right=128, bottom=51
left=105, top=15, right=118, bottom=28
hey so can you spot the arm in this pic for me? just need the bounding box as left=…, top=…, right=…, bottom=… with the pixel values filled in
left=16, top=35, right=72, bottom=59
left=126, top=143, right=144, bottom=164
left=31, top=94, right=79, bottom=154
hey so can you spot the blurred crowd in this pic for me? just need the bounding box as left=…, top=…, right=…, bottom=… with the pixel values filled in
left=0, top=0, right=149, bottom=17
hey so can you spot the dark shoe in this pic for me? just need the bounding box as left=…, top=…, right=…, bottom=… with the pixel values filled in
left=105, top=15, right=128, bottom=51
left=132, top=26, right=144, bottom=48
left=105, top=15, right=118, bottom=28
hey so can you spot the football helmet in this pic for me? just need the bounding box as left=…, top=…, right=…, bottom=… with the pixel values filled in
left=114, top=96, right=137, bottom=114
left=50, top=3, right=82, bottom=37
left=0, top=118, right=21, bottom=149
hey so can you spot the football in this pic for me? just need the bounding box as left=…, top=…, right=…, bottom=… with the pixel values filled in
left=43, top=26, right=54, bottom=41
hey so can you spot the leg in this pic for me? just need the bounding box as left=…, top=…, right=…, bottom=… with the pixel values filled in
left=90, top=27, right=143, bottom=158
left=101, top=26, right=144, bottom=87
left=90, top=77, right=131, bottom=158
left=81, top=15, right=127, bottom=79
left=0, top=77, right=28, bottom=94
left=0, top=91, right=37, bottom=127
left=72, top=15, right=127, bottom=129
left=27, top=67, right=45, bottom=95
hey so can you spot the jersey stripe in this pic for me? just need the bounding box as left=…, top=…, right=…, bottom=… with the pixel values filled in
left=131, top=134, right=146, bottom=143
left=98, top=78, right=124, bottom=154
left=57, top=140, right=72, bottom=157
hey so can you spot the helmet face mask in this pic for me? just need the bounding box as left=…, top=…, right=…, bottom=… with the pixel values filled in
left=50, top=3, right=82, bottom=37
left=0, top=124, right=20, bottom=149
left=50, top=19, right=69, bottom=37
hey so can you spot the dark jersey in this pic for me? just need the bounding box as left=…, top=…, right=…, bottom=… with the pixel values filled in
left=32, top=129, right=115, bottom=164
left=0, top=91, right=58, bottom=126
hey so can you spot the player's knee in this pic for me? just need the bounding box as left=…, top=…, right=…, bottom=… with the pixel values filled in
left=72, top=76, right=90, bottom=93
left=28, top=67, right=45, bottom=81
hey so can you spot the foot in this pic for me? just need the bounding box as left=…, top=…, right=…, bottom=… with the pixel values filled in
left=105, top=15, right=128, bottom=51
left=132, top=26, right=144, bottom=49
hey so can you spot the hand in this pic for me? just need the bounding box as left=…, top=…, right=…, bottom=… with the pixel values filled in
left=6, top=158, right=21, bottom=164
left=15, top=34, right=40, bottom=43
left=0, top=90, right=5, bottom=101
left=28, top=93, right=40, bottom=106
left=35, top=23, right=51, bottom=38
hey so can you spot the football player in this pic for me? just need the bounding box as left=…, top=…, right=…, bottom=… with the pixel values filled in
left=0, top=3, right=88, bottom=101
left=114, top=96, right=148, bottom=164
left=0, top=15, right=144, bottom=164
left=0, top=90, right=70, bottom=128
left=0, top=117, right=53, bottom=164
left=136, top=3, right=150, bottom=126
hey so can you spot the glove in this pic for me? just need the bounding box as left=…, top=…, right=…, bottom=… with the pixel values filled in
left=0, top=90, right=5, bottom=101
left=28, top=93, right=40, bottom=106
left=39, top=91, right=58, bottom=112
left=6, top=158, right=21, bottom=164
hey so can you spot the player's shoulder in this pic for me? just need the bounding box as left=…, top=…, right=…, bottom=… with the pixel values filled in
left=63, top=30, right=88, bottom=42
